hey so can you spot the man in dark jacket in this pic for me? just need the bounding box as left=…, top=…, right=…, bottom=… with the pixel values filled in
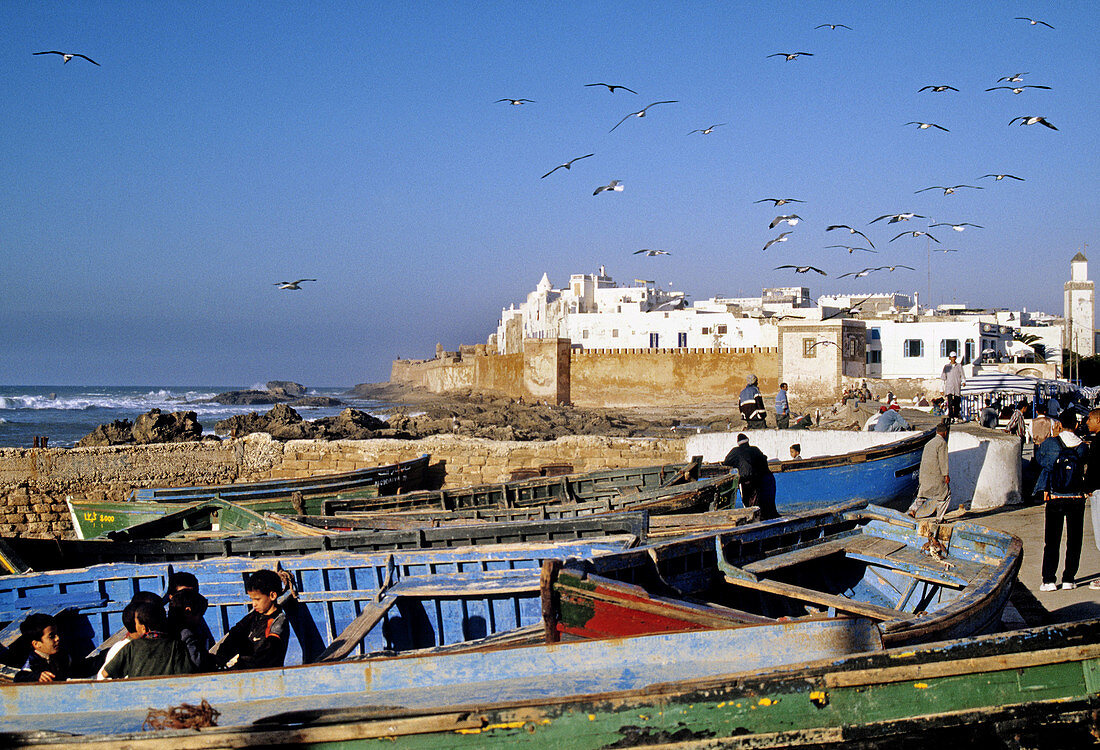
left=721, top=434, right=777, bottom=520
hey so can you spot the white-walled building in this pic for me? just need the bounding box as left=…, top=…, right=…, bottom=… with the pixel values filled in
left=1064, top=252, right=1095, bottom=357
left=864, top=318, right=1015, bottom=379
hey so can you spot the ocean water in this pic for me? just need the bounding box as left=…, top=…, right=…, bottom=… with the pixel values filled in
left=0, top=386, right=395, bottom=448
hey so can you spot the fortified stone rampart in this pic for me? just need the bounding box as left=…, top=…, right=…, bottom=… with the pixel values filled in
left=392, top=344, right=779, bottom=407
left=0, top=434, right=685, bottom=539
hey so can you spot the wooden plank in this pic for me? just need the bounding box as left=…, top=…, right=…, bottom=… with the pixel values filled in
left=742, top=536, right=852, bottom=574
left=723, top=573, right=903, bottom=620
left=314, top=595, right=397, bottom=662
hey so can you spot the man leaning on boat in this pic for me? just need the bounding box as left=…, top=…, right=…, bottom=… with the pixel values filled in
left=906, top=421, right=951, bottom=521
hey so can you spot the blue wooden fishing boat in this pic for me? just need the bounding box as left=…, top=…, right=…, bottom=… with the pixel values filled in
left=0, top=537, right=637, bottom=671
left=543, top=500, right=1022, bottom=646
left=692, top=428, right=937, bottom=513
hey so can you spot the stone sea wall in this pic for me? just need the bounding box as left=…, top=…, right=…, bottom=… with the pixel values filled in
left=0, top=434, right=687, bottom=538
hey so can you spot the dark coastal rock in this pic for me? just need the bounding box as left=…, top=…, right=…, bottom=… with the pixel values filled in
left=314, top=408, right=387, bottom=439
left=267, top=381, right=306, bottom=398
left=215, top=403, right=314, bottom=439
left=210, top=390, right=285, bottom=405
left=290, top=396, right=344, bottom=407
left=131, top=409, right=204, bottom=444
left=77, top=419, right=135, bottom=447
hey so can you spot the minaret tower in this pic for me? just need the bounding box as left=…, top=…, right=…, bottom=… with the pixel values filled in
left=1064, top=251, right=1094, bottom=357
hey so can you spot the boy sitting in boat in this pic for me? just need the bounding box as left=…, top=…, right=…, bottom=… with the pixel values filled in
left=97, top=591, right=163, bottom=679
left=102, top=600, right=194, bottom=679
left=169, top=588, right=216, bottom=672
left=14, top=613, right=90, bottom=682
left=216, top=569, right=289, bottom=670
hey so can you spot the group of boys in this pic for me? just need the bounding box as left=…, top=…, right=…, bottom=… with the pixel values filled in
left=14, top=568, right=288, bottom=683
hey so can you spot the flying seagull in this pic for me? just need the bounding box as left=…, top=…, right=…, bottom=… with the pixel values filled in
left=540, top=153, right=595, bottom=179
left=762, top=232, right=792, bottom=251
left=826, top=225, right=875, bottom=248
left=998, top=73, right=1029, bottom=82
left=33, top=50, right=99, bottom=65
left=634, top=249, right=670, bottom=256
left=815, top=24, right=851, bottom=30
left=986, top=85, right=1051, bottom=94
left=584, top=83, right=637, bottom=94
left=593, top=180, right=624, bottom=195
left=495, top=98, right=534, bottom=105
left=934, top=248, right=960, bottom=253
left=1015, top=17, right=1054, bottom=28
left=826, top=244, right=877, bottom=254
left=609, top=101, right=678, bottom=132
left=275, top=279, right=317, bottom=290
left=890, top=231, right=939, bottom=243
left=877, top=264, right=916, bottom=272
left=769, top=214, right=802, bottom=229
left=870, top=212, right=925, bottom=224
left=688, top=124, right=726, bottom=135
left=775, top=264, right=826, bottom=276
left=837, top=267, right=878, bottom=279
left=806, top=340, right=840, bottom=352
left=755, top=197, right=803, bottom=206
left=930, top=222, right=983, bottom=231
left=979, top=173, right=1025, bottom=181
left=919, top=85, right=959, bottom=93
left=915, top=184, right=982, bottom=195
left=905, top=121, right=949, bottom=131
left=1010, top=115, right=1058, bottom=130
left=768, top=52, right=813, bottom=61
left=823, top=295, right=875, bottom=320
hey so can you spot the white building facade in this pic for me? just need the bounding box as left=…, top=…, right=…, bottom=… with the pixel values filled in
left=864, top=318, right=1014, bottom=379
left=1063, top=252, right=1095, bottom=357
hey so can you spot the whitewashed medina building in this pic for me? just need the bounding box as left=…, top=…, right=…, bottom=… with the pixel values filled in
left=495, top=267, right=781, bottom=355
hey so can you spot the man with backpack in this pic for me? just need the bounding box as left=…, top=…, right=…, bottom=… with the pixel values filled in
left=1035, top=411, right=1088, bottom=591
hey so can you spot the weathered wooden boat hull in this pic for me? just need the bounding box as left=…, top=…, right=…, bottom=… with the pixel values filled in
left=0, top=618, right=884, bottom=738
left=2, top=619, right=1097, bottom=746
left=0, top=538, right=635, bottom=668
left=0, top=512, right=649, bottom=571
left=695, top=428, right=936, bottom=513
left=128, top=453, right=430, bottom=503
left=543, top=501, right=1022, bottom=647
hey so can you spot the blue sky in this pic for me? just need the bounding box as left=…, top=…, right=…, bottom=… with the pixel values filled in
left=1, top=1, right=1096, bottom=386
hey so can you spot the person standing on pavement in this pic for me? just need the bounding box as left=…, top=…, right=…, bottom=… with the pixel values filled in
left=775, top=383, right=790, bottom=429
left=906, top=421, right=951, bottom=520
left=1035, top=412, right=1088, bottom=591
left=1081, top=409, right=1100, bottom=590
left=721, top=433, right=778, bottom=520
left=941, top=352, right=965, bottom=424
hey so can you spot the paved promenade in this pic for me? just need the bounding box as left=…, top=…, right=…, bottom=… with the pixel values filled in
left=968, top=499, right=1100, bottom=626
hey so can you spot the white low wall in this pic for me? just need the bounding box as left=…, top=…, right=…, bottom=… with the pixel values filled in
left=685, top=427, right=1022, bottom=511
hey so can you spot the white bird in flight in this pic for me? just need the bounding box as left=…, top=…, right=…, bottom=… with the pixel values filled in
left=870, top=212, right=925, bottom=224
left=541, top=154, right=595, bottom=179
left=986, top=85, right=1051, bottom=94
left=826, top=244, right=877, bottom=254
left=1015, top=17, right=1054, bottom=28
left=584, top=83, right=638, bottom=94
left=918, top=85, right=958, bottom=93
left=769, top=214, right=802, bottom=228
left=890, top=231, right=939, bottom=243
left=34, top=50, right=99, bottom=65
left=688, top=124, right=726, bottom=135
left=762, top=232, right=792, bottom=251
left=877, top=264, right=916, bottom=272
left=634, top=249, right=670, bottom=256
left=815, top=24, right=851, bottom=30
left=930, top=222, right=983, bottom=231
left=495, top=98, right=534, bottom=105
left=915, top=184, right=982, bottom=195
left=837, top=267, right=878, bottom=279
left=826, top=225, right=875, bottom=248
left=905, top=121, right=949, bottom=132
left=997, top=73, right=1029, bottom=83
left=1010, top=115, right=1058, bottom=130
left=755, top=197, right=804, bottom=206
left=768, top=52, right=813, bottom=61
left=593, top=180, right=624, bottom=195
left=609, top=101, right=678, bottom=132
left=775, top=264, right=826, bottom=275
left=275, top=279, right=317, bottom=290
left=979, top=173, right=1025, bottom=181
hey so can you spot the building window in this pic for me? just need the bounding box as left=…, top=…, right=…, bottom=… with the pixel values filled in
left=701, top=327, right=710, bottom=335
left=582, top=330, right=589, bottom=339
left=649, top=333, right=659, bottom=348
left=940, top=339, right=960, bottom=358
left=870, top=327, right=881, bottom=341
left=677, top=332, right=688, bottom=347
left=716, top=325, right=727, bottom=334
left=866, top=350, right=882, bottom=364
left=904, top=339, right=924, bottom=357
left=964, top=339, right=976, bottom=364
left=611, top=329, right=619, bottom=338
left=803, top=338, right=817, bottom=358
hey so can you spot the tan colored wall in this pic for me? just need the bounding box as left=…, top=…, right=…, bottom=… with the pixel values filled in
left=392, top=353, right=524, bottom=398
left=570, top=348, right=779, bottom=407
left=0, top=434, right=686, bottom=538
